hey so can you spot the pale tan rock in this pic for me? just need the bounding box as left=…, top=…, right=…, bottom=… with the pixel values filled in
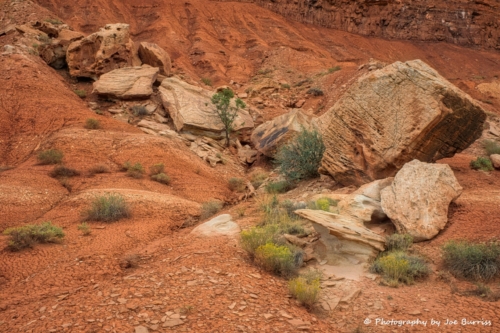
left=251, top=109, right=312, bottom=157
left=317, top=59, right=486, bottom=186
left=137, top=120, right=171, bottom=133
left=490, top=154, right=500, bottom=169
left=138, top=42, right=171, bottom=76
left=39, top=29, right=84, bottom=69
left=477, top=80, right=500, bottom=100
left=380, top=160, right=463, bottom=241
left=67, top=23, right=134, bottom=78
left=159, top=77, right=254, bottom=137
left=58, top=29, right=84, bottom=42
left=191, top=214, right=240, bottom=237
left=92, top=66, right=159, bottom=99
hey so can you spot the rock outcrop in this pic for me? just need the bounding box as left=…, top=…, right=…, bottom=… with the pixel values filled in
left=67, top=23, right=135, bottom=79
left=191, top=214, right=240, bottom=237
left=92, top=66, right=159, bottom=99
left=318, top=59, right=486, bottom=186
left=39, top=29, right=84, bottom=69
left=138, top=42, right=171, bottom=76
left=380, top=160, right=462, bottom=242
left=236, top=0, right=500, bottom=50
left=251, top=109, right=312, bottom=157
left=477, top=80, right=500, bottom=100
left=159, top=77, right=254, bottom=137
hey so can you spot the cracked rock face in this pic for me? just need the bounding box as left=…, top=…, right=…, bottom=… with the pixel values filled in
left=317, top=59, right=486, bottom=186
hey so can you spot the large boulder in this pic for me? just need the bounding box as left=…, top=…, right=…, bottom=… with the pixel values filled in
left=159, top=77, right=254, bottom=137
left=380, top=160, right=462, bottom=241
left=92, top=66, right=159, bottom=99
left=138, top=42, right=171, bottom=76
left=39, top=29, right=85, bottom=69
left=66, top=24, right=135, bottom=79
left=318, top=59, right=486, bottom=186
left=251, top=109, right=312, bottom=157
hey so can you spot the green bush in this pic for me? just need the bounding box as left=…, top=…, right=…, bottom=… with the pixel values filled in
left=151, top=173, right=170, bottom=185
left=74, top=89, right=86, bottom=98
left=83, top=193, right=131, bottom=222
left=228, top=178, right=246, bottom=192
left=241, top=224, right=280, bottom=256
left=276, top=128, right=325, bottom=182
left=442, top=240, right=500, bottom=281
left=484, top=140, right=500, bottom=155
left=470, top=157, right=494, bottom=171
left=126, top=163, right=145, bottom=179
left=255, top=243, right=297, bottom=277
left=265, top=181, right=293, bottom=194
left=37, top=149, right=63, bottom=165
left=306, top=87, right=324, bottom=96
left=50, top=166, right=80, bottom=178
left=386, top=234, right=413, bottom=252
left=149, top=163, right=165, bottom=176
left=371, top=251, right=430, bottom=287
left=78, top=222, right=91, bottom=236
left=200, top=200, right=223, bottom=220
left=3, top=222, right=64, bottom=251
left=85, top=118, right=101, bottom=129
left=289, top=269, right=322, bottom=307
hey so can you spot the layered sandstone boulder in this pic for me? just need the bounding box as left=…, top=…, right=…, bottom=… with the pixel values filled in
left=380, top=160, right=462, bottom=241
left=92, top=66, right=159, bottom=99
left=138, top=42, right=171, bottom=76
left=251, top=109, right=312, bottom=157
left=39, top=29, right=84, bottom=69
left=159, top=77, right=254, bottom=137
left=318, top=59, right=486, bottom=186
left=67, top=24, right=135, bottom=78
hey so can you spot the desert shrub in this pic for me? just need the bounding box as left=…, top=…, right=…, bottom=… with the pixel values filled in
left=255, top=243, right=297, bottom=277
left=126, top=163, right=145, bottom=179
left=250, top=172, right=268, bottom=189
left=386, top=234, right=414, bottom=252
left=83, top=193, right=131, bottom=222
left=88, top=164, right=110, bottom=176
left=328, top=66, right=341, bottom=73
left=149, top=163, right=165, bottom=176
left=84, top=118, right=101, bottom=129
left=484, top=140, right=500, bottom=155
left=442, top=240, right=500, bottom=281
left=281, top=83, right=291, bottom=89
left=276, top=128, right=325, bottom=182
left=131, top=105, right=148, bottom=116
left=307, top=87, right=324, bottom=96
left=37, top=149, right=63, bottom=165
left=241, top=224, right=281, bottom=256
left=265, top=180, right=293, bottom=194
left=470, top=157, right=494, bottom=171
left=50, top=166, right=80, bottom=178
left=200, top=200, right=223, bottom=219
left=78, top=222, right=91, bottom=236
left=289, top=269, right=322, bottom=307
left=74, top=89, right=86, bottom=98
left=228, top=178, right=246, bottom=192
left=371, top=251, right=430, bottom=287
left=3, top=222, right=64, bottom=251
left=151, top=173, right=170, bottom=185
left=201, top=77, right=212, bottom=86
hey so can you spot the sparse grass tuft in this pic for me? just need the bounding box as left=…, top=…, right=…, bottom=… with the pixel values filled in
left=265, top=180, right=293, bottom=194
left=228, top=178, right=246, bottom=192
left=281, top=83, right=291, bottom=89
left=84, top=118, right=101, bottom=129
left=328, top=66, right=341, bottom=73
left=200, top=200, right=223, bottom=220
left=78, top=222, right=91, bottom=236
left=470, top=157, right=494, bottom=171
left=3, top=222, right=64, bottom=251
left=289, top=269, right=322, bottom=308
left=442, top=240, right=500, bottom=281
left=151, top=173, right=170, bottom=185
left=371, top=251, right=430, bottom=287
left=50, top=166, right=80, bottom=178
left=201, top=77, right=212, bottom=86
left=88, top=164, right=110, bottom=176
left=37, top=149, right=63, bottom=165
left=131, top=105, right=148, bottom=117
left=83, top=193, right=131, bottom=222
left=306, top=87, right=324, bottom=96
left=386, top=234, right=413, bottom=252
left=149, top=163, right=165, bottom=176
left=74, top=89, right=87, bottom=98
left=484, top=140, right=500, bottom=155
left=250, top=172, right=268, bottom=189
left=126, top=163, right=145, bottom=179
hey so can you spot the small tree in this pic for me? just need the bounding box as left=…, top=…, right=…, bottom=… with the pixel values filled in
left=211, top=88, right=246, bottom=147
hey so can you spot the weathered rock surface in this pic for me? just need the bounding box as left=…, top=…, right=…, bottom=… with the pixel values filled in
left=490, top=154, right=500, bottom=169
left=39, top=29, right=84, bottom=69
left=477, top=80, right=500, bottom=100
left=295, top=209, right=386, bottom=262
left=318, top=59, right=486, bottom=186
left=159, top=77, right=254, bottom=137
left=191, top=214, right=240, bottom=237
left=251, top=109, right=312, bottom=157
left=380, top=160, right=463, bottom=241
left=67, top=23, right=135, bottom=78
left=93, top=66, right=159, bottom=99
left=138, top=42, right=171, bottom=76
